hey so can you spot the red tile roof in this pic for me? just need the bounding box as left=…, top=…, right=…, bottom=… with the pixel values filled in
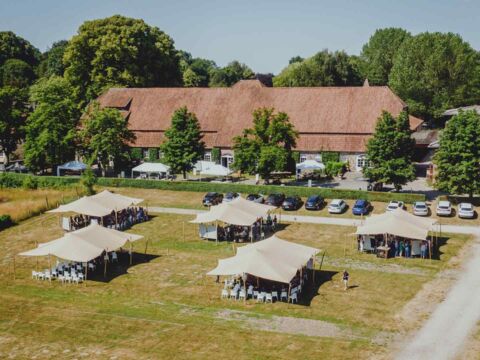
left=98, top=80, right=422, bottom=152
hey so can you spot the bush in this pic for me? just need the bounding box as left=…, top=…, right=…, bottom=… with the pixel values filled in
left=148, top=148, right=159, bottom=162
left=0, top=214, right=13, bottom=231
left=0, top=173, right=23, bottom=188
left=211, top=147, right=221, bottom=164
left=321, top=151, right=340, bottom=163
left=325, top=161, right=345, bottom=178
left=80, top=167, right=97, bottom=195
left=130, top=147, right=143, bottom=160
left=22, top=175, right=38, bottom=190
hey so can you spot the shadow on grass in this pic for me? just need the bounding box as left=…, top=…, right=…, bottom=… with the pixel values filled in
left=298, top=269, right=337, bottom=306
left=87, top=251, right=159, bottom=283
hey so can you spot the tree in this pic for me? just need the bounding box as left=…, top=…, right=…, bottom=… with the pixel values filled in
left=232, top=108, right=298, bottom=181
left=37, top=40, right=69, bottom=77
left=273, top=50, right=362, bottom=87
left=209, top=60, right=254, bottom=87
left=183, top=67, right=202, bottom=87
left=363, top=111, right=415, bottom=191
left=433, top=110, right=480, bottom=198
left=0, top=87, right=28, bottom=164
left=80, top=102, right=135, bottom=176
left=24, top=76, right=79, bottom=173
left=0, top=31, right=40, bottom=68
left=289, top=56, right=304, bottom=64
left=1, top=59, right=35, bottom=88
left=64, top=15, right=181, bottom=105
left=160, top=106, right=205, bottom=179
left=389, top=32, right=480, bottom=121
left=360, top=28, right=411, bottom=85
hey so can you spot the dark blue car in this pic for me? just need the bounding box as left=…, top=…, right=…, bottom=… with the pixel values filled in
left=352, top=199, right=371, bottom=215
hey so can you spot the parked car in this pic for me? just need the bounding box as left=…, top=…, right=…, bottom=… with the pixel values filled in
left=282, top=196, right=302, bottom=211
left=246, top=194, right=264, bottom=203
left=328, top=199, right=347, bottom=214
left=386, top=201, right=405, bottom=211
left=352, top=199, right=371, bottom=215
left=202, top=192, right=223, bottom=206
left=458, top=202, right=475, bottom=219
left=436, top=200, right=452, bottom=217
left=412, top=201, right=429, bottom=216
left=305, top=195, right=324, bottom=210
left=265, top=193, right=286, bottom=207
left=223, top=192, right=239, bottom=202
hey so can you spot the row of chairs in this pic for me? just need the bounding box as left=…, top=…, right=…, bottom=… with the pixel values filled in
left=221, top=284, right=300, bottom=303
left=32, top=269, right=84, bottom=284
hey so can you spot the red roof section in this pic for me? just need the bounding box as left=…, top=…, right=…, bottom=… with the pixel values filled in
left=98, top=80, right=422, bottom=152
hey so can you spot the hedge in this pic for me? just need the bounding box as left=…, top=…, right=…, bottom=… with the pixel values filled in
left=0, top=172, right=425, bottom=203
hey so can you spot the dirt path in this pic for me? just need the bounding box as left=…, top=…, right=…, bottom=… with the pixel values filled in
left=395, top=231, right=480, bottom=360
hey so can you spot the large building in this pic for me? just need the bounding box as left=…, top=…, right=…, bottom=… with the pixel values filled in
left=98, top=79, right=423, bottom=172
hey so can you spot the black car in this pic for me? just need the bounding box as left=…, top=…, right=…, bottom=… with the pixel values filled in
left=282, top=196, right=302, bottom=211
left=202, top=192, right=223, bottom=206
left=223, top=192, right=239, bottom=202
left=246, top=194, right=264, bottom=203
left=305, top=195, right=324, bottom=210
left=265, top=193, right=285, bottom=207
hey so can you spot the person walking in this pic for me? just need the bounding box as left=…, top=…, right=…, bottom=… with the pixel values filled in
left=342, top=270, right=349, bottom=291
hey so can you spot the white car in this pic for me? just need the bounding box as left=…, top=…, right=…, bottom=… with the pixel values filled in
left=413, top=201, right=429, bottom=216
left=328, top=199, right=347, bottom=214
left=436, top=200, right=452, bottom=217
left=458, top=202, right=475, bottom=219
left=386, top=201, right=404, bottom=211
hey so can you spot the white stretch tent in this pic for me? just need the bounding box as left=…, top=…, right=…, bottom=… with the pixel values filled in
left=48, top=190, right=144, bottom=217
left=19, top=223, right=143, bottom=262
left=296, top=160, right=325, bottom=171
left=200, top=164, right=233, bottom=177
left=230, top=197, right=276, bottom=218
left=132, top=162, right=170, bottom=176
left=207, top=235, right=320, bottom=284
left=356, top=216, right=428, bottom=240
left=363, top=208, right=437, bottom=229
left=191, top=203, right=258, bottom=226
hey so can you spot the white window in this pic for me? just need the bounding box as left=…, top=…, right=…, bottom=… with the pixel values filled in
left=356, top=155, right=369, bottom=170
left=204, top=152, right=212, bottom=162
left=300, top=154, right=307, bottom=162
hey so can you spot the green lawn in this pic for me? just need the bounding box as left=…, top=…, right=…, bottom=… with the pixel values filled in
left=0, top=207, right=471, bottom=359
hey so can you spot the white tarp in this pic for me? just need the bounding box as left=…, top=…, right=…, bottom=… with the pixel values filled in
left=47, top=190, right=144, bottom=217
left=190, top=202, right=258, bottom=226
left=207, top=235, right=320, bottom=283
left=200, top=164, right=232, bottom=176
left=356, top=213, right=429, bottom=241
left=363, top=208, right=437, bottom=229
left=19, top=223, right=143, bottom=262
left=296, top=160, right=325, bottom=171
left=230, top=197, right=276, bottom=218
left=132, top=162, right=170, bottom=174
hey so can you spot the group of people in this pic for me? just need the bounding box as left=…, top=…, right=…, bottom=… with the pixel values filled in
left=216, top=214, right=278, bottom=243
left=358, top=235, right=430, bottom=259
left=68, top=206, right=148, bottom=232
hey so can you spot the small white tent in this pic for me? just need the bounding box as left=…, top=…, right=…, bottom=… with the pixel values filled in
left=132, top=162, right=170, bottom=178
left=296, top=160, right=325, bottom=179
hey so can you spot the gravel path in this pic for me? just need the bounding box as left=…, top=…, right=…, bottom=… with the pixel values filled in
left=395, top=230, right=480, bottom=360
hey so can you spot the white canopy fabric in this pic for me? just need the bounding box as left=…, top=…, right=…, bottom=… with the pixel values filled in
left=207, top=235, right=320, bottom=283
left=363, top=208, right=437, bottom=229
left=132, top=162, right=170, bottom=174
left=296, top=160, right=325, bottom=171
left=47, top=190, right=144, bottom=217
left=19, top=224, right=143, bottom=262
left=200, top=164, right=233, bottom=176
left=190, top=202, right=258, bottom=226
left=230, top=197, right=276, bottom=218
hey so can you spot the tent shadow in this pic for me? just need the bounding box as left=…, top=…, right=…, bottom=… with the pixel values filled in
left=86, top=251, right=159, bottom=283
left=298, top=270, right=337, bottom=306
left=433, top=236, right=450, bottom=260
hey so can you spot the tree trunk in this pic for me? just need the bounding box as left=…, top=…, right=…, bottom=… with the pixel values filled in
left=3, top=151, right=9, bottom=166
left=182, top=170, right=187, bottom=180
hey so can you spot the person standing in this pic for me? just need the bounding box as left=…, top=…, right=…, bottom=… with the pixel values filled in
left=420, top=242, right=427, bottom=259
left=342, top=270, right=349, bottom=291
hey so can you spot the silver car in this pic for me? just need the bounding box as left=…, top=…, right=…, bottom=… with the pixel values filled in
left=436, top=200, right=452, bottom=216
left=458, top=202, right=475, bottom=219
left=328, top=199, right=347, bottom=214
left=413, top=201, right=429, bottom=216
left=386, top=201, right=404, bottom=211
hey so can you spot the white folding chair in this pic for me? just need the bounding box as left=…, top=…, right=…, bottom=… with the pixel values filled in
left=221, top=289, right=229, bottom=299
left=44, top=271, right=52, bottom=281
left=257, top=292, right=266, bottom=303
left=253, top=290, right=259, bottom=299
left=289, top=292, right=298, bottom=304
left=230, top=289, right=238, bottom=300
left=32, top=270, right=38, bottom=279
left=265, top=293, right=273, bottom=303
left=58, top=274, right=65, bottom=283
left=280, top=291, right=288, bottom=302
left=238, top=289, right=246, bottom=301
left=111, top=252, right=118, bottom=263
left=64, top=274, right=72, bottom=283
left=247, top=286, right=254, bottom=299
left=271, top=291, right=278, bottom=302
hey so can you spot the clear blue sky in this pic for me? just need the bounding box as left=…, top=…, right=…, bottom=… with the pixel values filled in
left=1, top=0, right=479, bottom=74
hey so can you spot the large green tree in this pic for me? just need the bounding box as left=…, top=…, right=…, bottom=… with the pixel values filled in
left=0, top=87, right=28, bottom=164
left=273, top=50, right=362, bottom=87
left=24, top=76, right=79, bottom=173
left=0, top=31, right=40, bottom=68
left=79, top=102, right=135, bottom=176
left=64, top=15, right=181, bottom=105
left=434, top=110, right=480, bottom=197
left=179, top=51, right=217, bottom=87
left=389, top=32, right=480, bottom=121
left=37, top=40, right=69, bottom=78
left=160, top=106, right=205, bottom=179
left=359, top=28, right=411, bottom=85
left=1, top=59, right=35, bottom=88
left=209, top=61, right=254, bottom=87
left=363, top=111, right=415, bottom=191
left=232, top=108, right=298, bottom=181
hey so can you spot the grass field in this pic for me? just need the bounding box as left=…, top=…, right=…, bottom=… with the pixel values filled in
left=0, top=198, right=472, bottom=359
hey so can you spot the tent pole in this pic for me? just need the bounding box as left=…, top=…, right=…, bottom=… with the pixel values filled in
left=85, top=263, right=88, bottom=287
left=183, top=221, right=185, bottom=242
left=104, top=257, right=107, bottom=278
left=12, top=256, right=16, bottom=280
left=144, top=239, right=148, bottom=255
left=215, top=221, right=218, bottom=245
left=130, top=242, right=133, bottom=265
left=48, top=255, right=52, bottom=283
left=312, top=257, right=316, bottom=284
left=287, top=283, right=291, bottom=303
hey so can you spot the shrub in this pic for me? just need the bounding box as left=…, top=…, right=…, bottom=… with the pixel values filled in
left=292, top=151, right=300, bottom=164
left=80, top=167, right=97, bottom=195
left=0, top=214, right=13, bottom=231
left=321, top=151, right=340, bottom=163
left=325, top=161, right=345, bottom=178
left=22, top=175, right=38, bottom=190
left=211, top=147, right=221, bottom=164
left=130, top=147, right=143, bottom=160
left=0, top=173, right=23, bottom=188
left=148, top=148, right=159, bottom=162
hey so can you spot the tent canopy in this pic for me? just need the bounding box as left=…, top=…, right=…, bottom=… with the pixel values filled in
left=57, top=161, right=87, bottom=176
left=132, top=162, right=170, bottom=174
left=200, top=164, right=232, bottom=176
left=18, top=223, right=143, bottom=262
left=207, top=235, right=320, bottom=283
left=47, top=190, right=144, bottom=217
left=296, top=160, right=325, bottom=171
left=190, top=202, right=258, bottom=226
left=356, top=209, right=434, bottom=241
left=229, top=197, right=276, bottom=218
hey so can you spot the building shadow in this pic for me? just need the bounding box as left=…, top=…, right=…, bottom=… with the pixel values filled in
left=86, top=251, right=159, bottom=283
left=298, top=270, right=337, bottom=306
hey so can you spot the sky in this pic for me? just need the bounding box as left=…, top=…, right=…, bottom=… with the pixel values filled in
left=1, top=0, right=479, bottom=74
